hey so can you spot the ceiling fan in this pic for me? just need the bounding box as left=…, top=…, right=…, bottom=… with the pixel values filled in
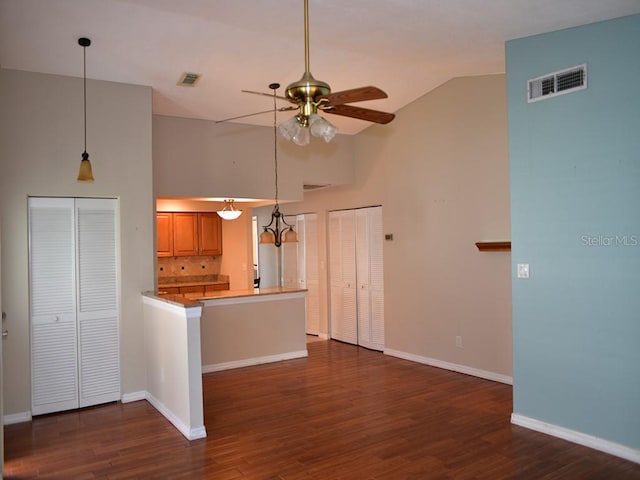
left=219, top=0, right=395, bottom=145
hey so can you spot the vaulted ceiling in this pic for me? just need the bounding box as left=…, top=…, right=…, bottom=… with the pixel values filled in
left=2, top=0, right=639, bottom=135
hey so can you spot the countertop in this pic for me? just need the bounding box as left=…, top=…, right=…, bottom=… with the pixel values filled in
left=144, top=287, right=307, bottom=309
left=195, top=287, right=307, bottom=301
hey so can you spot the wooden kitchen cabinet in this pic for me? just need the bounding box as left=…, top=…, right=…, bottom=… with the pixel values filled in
left=172, top=213, right=199, bottom=256
left=156, top=213, right=174, bottom=257
left=156, top=211, right=223, bottom=257
left=160, top=286, right=180, bottom=294
left=198, top=212, right=223, bottom=256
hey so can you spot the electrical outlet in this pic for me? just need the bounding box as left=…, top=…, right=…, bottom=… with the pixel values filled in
left=455, top=336, right=463, bottom=348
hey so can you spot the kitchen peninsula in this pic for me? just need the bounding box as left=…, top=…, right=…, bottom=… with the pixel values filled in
left=142, top=286, right=307, bottom=441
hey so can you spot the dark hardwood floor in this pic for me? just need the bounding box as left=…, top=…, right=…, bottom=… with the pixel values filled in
left=5, top=340, right=640, bottom=479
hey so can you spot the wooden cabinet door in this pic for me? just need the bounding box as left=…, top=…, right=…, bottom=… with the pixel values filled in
left=205, top=283, right=229, bottom=294
left=159, top=286, right=180, bottom=294
left=198, top=212, right=222, bottom=256
left=179, top=285, right=205, bottom=295
left=173, top=213, right=198, bottom=256
left=156, top=213, right=173, bottom=257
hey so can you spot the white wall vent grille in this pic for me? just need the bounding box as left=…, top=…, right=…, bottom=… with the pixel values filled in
left=528, top=64, right=586, bottom=103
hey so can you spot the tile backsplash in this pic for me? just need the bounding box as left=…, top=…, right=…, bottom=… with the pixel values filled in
left=158, top=255, right=222, bottom=278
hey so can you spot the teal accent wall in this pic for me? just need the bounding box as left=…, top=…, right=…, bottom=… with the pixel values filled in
left=507, top=15, right=640, bottom=449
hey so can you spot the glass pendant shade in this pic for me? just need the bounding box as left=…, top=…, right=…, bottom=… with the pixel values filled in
left=279, top=115, right=311, bottom=145
left=217, top=199, right=242, bottom=220
left=283, top=227, right=298, bottom=243
left=309, top=114, right=337, bottom=143
left=292, top=125, right=310, bottom=146
left=280, top=113, right=335, bottom=145
left=278, top=116, right=299, bottom=141
left=260, top=229, right=275, bottom=244
left=77, top=153, right=94, bottom=182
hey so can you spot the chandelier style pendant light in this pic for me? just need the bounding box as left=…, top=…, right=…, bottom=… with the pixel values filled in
left=217, top=199, right=243, bottom=220
left=77, top=37, right=94, bottom=182
left=260, top=83, right=298, bottom=247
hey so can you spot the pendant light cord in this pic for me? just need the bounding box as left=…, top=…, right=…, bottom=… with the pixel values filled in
left=83, top=44, right=87, bottom=154
left=272, top=85, right=279, bottom=206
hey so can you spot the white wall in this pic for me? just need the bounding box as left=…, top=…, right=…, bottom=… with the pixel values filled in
left=153, top=115, right=356, bottom=201
left=200, top=293, right=307, bottom=371
left=143, top=297, right=205, bottom=440
left=280, top=75, right=513, bottom=378
left=0, top=69, right=154, bottom=417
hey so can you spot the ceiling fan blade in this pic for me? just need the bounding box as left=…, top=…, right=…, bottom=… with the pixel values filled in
left=241, top=89, right=289, bottom=101
left=323, top=104, right=395, bottom=124
left=216, top=106, right=298, bottom=124
left=320, top=86, right=388, bottom=105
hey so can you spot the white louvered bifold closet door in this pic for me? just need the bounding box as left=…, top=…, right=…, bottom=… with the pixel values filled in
left=329, top=210, right=357, bottom=344
left=29, top=197, right=120, bottom=416
left=76, top=198, right=120, bottom=407
left=301, top=214, right=320, bottom=335
left=29, top=198, right=79, bottom=415
left=356, top=207, right=384, bottom=351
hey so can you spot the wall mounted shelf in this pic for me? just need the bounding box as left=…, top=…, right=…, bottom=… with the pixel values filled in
left=475, top=241, right=511, bottom=252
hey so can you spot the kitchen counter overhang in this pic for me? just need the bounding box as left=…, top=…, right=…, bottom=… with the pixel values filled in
left=148, top=286, right=307, bottom=306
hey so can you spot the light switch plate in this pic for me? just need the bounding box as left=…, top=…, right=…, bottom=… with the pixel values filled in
left=517, top=263, right=530, bottom=279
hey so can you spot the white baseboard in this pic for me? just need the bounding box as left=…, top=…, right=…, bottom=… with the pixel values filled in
left=511, top=413, right=640, bottom=464
left=121, top=391, right=146, bottom=403
left=202, top=349, right=308, bottom=373
left=145, top=392, right=207, bottom=441
left=384, top=348, right=513, bottom=385
left=317, top=333, right=329, bottom=340
left=3, top=411, right=32, bottom=425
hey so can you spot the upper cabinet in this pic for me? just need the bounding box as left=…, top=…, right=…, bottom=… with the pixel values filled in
left=157, top=213, right=174, bottom=258
left=198, top=212, right=222, bottom=256
left=156, top=212, right=223, bottom=257
left=173, top=212, right=199, bottom=256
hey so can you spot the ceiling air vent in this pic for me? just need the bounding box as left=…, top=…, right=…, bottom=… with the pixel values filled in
left=527, top=64, right=586, bottom=103
left=177, top=72, right=202, bottom=87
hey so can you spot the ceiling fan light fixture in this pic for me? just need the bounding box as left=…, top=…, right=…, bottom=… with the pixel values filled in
left=229, top=0, right=394, bottom=143
left=279, top=115, right=311, bottom=146
left=217, top=199, right=242, bottom=220
left=278, top=116, right=299, bottom=141
left=292, top=124, right=310, bottom=146
left=309, top=113, right=337, bottom=143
